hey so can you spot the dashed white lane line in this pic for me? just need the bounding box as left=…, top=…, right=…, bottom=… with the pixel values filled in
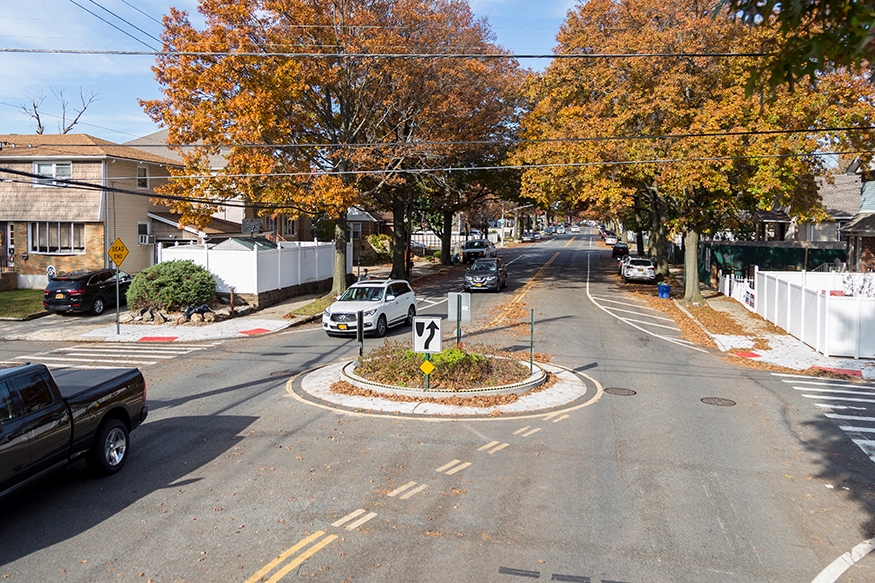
left=436, top=460, right=472, bottom=475
left=487, top=443, right=509, bottom=454
left=479, top=441, right=500, bottom=451
left=332, top=509, right=377, bottom=531
left=399, top=484, right=428, bottom=499
left=521, top=428, right=542, bottom=437
left=811, top=537, right=875, bottom=583
left=512, top=427, right=530, bottom=435
left=551, top=414, right=570, bottom=423
left=388, top=482, right=417, bottom=497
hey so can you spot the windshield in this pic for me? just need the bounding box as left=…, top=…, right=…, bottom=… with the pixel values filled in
left=339, top=286, right=384, bottom=302
left=464, top=241, right=486, bottom=249
left=629, top=259, right=652, bottom=267
left=470, top=261, right=497, bottom=272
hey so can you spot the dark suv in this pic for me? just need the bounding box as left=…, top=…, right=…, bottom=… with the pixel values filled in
left=44, top=269, right=132, bottom=315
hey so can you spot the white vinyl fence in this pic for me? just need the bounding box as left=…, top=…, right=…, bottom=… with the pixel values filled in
left=157, top=240, right=351, bottom=295
left=719, top=269, right=875, bottom=358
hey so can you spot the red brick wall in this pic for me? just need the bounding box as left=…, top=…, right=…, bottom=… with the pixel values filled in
left=10, top=222, right=106, bottom=276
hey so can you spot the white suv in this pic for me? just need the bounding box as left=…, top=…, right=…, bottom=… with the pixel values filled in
left=322, top=279, right=417, bottom=337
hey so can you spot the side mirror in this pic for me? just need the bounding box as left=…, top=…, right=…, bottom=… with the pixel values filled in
left=386, top=295, right=396, bottom=302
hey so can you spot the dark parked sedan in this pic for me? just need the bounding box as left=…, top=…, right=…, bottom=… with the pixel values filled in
left=611, top=243, right=630, bottom=258
left=464, top=258, right=507, bottom=292
left=44, top=268, right=132, bottom=315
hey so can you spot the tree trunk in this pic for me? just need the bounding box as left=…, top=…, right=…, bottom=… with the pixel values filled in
left=649, top=188, right=670, bottom=276
left=682, top=228, right=706, bottom=305
left=390, top=193, right=408, bottom=280
left=441, top=208, right=454, bottom=265
left=331, top=212, right=349, bottom=297
left=633, top=193, right=646, bottom=255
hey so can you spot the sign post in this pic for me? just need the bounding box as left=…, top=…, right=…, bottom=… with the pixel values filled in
left=413, top=316, right=442, bottom=390
left=447, top=292, right=470, bottom=346
left=106, top=237, right=129, bottom=335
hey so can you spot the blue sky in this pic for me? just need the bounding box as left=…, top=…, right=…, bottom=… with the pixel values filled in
left=1, top=0, right=575, bottom=142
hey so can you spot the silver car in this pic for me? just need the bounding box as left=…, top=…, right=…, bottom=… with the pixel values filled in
left=322, top=279, right=417, bottom=337
left=621, top=258, right=657, bottom=283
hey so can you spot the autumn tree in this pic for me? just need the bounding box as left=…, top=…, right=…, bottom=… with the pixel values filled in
left=143, top=0, right=519, bottom=291
left=720, top=0, right=875, bottom=89
left=513, top=0, right=875, bottom=304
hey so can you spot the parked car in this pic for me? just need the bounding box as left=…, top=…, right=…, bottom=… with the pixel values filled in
left=464, top=258, right=507, bottom=292
left=533, top=231, right=542, bottom=240
left=461, top=238, right=497, bottom=263
left=604, top=234, right=619, bottom=245
left=611, top=242, right=630, bottom=258
left=44, top=268, right=132, bottom=316
left=544, top=226, right=555, bottom=235
left=322, top=279, right=416, bottom=337
left=621, top=258, right=657, bottom=283
left=409, top=241, right=427, bottom=256
left=521, top=230, right=535, bottom=242
left=618, top=254, right=633, bottom=274
left=0, top=363, right=148, bottom=500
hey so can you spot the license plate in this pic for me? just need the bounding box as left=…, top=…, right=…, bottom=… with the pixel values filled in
left=338, top=324, right=348, bottom=330
left=55, top=293, right=64, bottom=299
left=475, top=283, right=483, bottom=287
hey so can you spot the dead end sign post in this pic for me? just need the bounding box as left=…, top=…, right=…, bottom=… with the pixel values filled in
left=412, top=316, right=441, bottom=390
left=107, top=237, right=129, bottom=335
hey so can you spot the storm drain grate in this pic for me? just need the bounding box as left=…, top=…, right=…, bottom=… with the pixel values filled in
left=604, top=387, right=637, bottom=396
left=701, top=397, right=736, bottom=407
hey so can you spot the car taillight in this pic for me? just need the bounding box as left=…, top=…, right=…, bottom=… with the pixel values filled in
left=69, top=288, right=85, bottom=296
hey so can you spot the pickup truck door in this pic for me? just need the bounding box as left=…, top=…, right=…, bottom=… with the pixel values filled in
left=0, top=380, right=30, bottom=494
left=9, top=369, right=72, bottom=477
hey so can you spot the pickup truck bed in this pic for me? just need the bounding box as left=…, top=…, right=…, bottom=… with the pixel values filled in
left=0, top=364, right=148, bottom=500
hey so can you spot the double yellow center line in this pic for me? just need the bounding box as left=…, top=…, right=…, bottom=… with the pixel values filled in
left=245, top=531, right=338, bottom=583
left=488, top=251, right=560, bottom=327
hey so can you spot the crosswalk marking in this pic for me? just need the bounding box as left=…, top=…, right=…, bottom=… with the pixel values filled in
left=780, top=373, right=875, bottom=463
left=436, top=460, right=471, bottom=475
left=8, top=342, right=218, bottom=369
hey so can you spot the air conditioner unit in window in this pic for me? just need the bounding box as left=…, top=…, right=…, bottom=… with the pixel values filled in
left=138, top=234, right=155, bottom=245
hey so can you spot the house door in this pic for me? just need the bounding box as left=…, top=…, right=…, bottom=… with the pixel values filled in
left=1, top=222, right=10, bottom=268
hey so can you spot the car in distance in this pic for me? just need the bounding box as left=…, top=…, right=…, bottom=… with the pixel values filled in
left=521, top=230, right=535, bottom=242
left=604, top=234, right=619, bottom=245
left=570, top=225, right=580, bottom=234
left=322, top=279, right=417, bottom=337
left=611, top=242, right=630, bottom=258
left=621, top=258, right=657, bottom=283
left=464, top=258, right=508, bottom=292
left=44, top=268, right=132, bottom=316
left=556, top=226, right=566, bottom=235
left=461, top=238, right=497, bottom=263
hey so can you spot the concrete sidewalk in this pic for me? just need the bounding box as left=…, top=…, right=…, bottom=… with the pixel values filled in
left=0, top=260, right=452, bottom=344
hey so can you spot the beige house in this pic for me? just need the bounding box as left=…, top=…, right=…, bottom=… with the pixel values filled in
left=0, top=133, right=180, bottom=289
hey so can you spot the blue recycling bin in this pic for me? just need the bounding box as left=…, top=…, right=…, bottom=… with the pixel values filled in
left=657, top=283, right=671, bottom=299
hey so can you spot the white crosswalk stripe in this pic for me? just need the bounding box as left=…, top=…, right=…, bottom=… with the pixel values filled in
left=775, top=373, right=875, bottom=463
left=6, top=342, right=219, bottom=370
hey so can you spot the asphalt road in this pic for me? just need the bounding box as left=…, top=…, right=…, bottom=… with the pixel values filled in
left=1, top=228, right=874, bottom=583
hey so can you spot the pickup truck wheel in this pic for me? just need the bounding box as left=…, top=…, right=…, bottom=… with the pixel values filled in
left=91, top=296, right=106, bottom=315
left=87, top=419, right=129, bottom=475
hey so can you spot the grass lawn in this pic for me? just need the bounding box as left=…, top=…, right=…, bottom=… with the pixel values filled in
left=0, top=289, right=45, bottom=319
left=286, top=294, right=335, bottom=318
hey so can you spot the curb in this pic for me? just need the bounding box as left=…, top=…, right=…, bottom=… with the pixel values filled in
left=0, top=311, right=52, bottom=322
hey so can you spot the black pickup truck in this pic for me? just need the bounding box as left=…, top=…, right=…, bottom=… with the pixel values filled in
left=0, top=364, right=148, bottom=500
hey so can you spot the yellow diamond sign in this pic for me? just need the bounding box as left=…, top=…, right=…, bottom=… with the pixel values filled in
left=420, top=360, right=435, bottom=375
left=107, top=237, right=129, bottom=267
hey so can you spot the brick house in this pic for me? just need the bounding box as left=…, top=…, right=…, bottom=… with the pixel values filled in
left=0, top=133, right=180, bottom=288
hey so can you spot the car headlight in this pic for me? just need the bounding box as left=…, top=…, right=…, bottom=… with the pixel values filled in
left=323, top=309, right=331, bottom=317
left=362, top=308, right=378, bottom=317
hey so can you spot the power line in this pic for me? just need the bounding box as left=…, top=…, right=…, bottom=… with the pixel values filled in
left=0, top=47, right=767, bottom=59
left=6, top=126, right=871, bottom=150
left=66, top=0, right=158, bottom=51
left=84, top=0, right=163, bottom=45
left=118, top=0, right=162, bottom=26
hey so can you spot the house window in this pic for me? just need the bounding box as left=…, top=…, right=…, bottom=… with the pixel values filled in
left=264, top=215, right=296, bottom=237
left=350, top=222, right=362, bottom=239
left=33, top=162, right=72, bottom=186
left=137, top=166, right=148, bottom=189
left=29, top=222, right=85, bottom=254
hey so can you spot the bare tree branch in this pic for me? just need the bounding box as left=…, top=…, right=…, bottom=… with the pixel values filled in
left=19, top=91, right=46, bottom=134
left=18, top=87, right=100, bottom=134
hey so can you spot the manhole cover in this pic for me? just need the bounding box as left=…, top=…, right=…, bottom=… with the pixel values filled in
left=701, top=397, right=736, bottom=407
left=604, top=387, right=637, bottom=396
left=270, top=370, right=297, bottom=377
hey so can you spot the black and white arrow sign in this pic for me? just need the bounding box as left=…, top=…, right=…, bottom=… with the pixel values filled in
left=412, top=316, right=442, bottom=354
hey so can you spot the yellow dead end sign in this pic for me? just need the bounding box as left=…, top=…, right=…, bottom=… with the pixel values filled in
left=420, top=360, right=435, bottom=375
left=107, top=237, right=129, bottom=268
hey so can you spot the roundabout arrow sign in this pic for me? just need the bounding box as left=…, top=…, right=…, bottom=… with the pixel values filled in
left=412, top=316, right=442, bottom=354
